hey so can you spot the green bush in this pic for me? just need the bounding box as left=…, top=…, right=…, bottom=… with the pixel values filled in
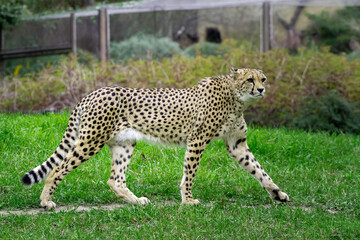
left=4, top=49, right=98, bottom=76
left=347, top=49, right=360, bottom=60
left=0, top=0, right=24, bottom=29
left=4, top=55, right=64, bottom=76
left=182, top=42, right=226, bottom=58
left=0, top=54, right=117, bottom=111
left=110, top=34, right=181, bottom=62
left=305, top=7, right=360, bottom=54
left=292, top=91, right=360, bottom=134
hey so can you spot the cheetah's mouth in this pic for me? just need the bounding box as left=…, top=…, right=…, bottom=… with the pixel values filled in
left=238, top=92, right=264, bottom=102
left=252, top=93, right=264, bottom=98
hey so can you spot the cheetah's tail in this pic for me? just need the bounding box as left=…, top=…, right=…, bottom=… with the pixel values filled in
left=21, top=107, right=82, bottom=186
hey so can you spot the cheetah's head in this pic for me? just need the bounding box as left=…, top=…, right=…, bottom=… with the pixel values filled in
left=230, top=67, right=267, bottom=103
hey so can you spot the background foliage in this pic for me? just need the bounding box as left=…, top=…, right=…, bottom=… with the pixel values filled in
left=110, top=34, right=182, bottom=62
left=182, top=42, right=227, bottom=59
left=0, top=0, right=24, bottom=29
left=1, top=40, right=360, bottom=134
left=292, top=91, right=360, bottom=134
left=305, top=7, right=360, bottom=54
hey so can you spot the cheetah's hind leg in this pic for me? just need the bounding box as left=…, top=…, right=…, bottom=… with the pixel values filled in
left=40, top=140, right=104, bottom=210
left=107, top=140, right=150, bottom=205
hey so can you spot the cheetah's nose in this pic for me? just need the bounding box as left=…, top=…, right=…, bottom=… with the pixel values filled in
left=257, top=88, right=264, bottom=93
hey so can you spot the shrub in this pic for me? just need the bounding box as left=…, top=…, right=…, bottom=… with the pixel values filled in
left=347, top=49, right=360, bottom=60
left=0, top=54, right=124, bottom=111
left=182, top=42, right=226, bottom=58
left=110, top=34, right=181, bottom=62
left=3, top=49, right=98, bottom=76
left=305, top=7, right=360, bottom=54
left=0, top=0, right=24, bottom=30
left=4, top=55, right=64, bottom=76
left=292, top=91, right=360, bottom=134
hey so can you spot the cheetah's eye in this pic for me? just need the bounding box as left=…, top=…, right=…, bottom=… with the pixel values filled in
left=247, top=78, right=254, bottom=83
left=261, top=78, right=266, bottom=83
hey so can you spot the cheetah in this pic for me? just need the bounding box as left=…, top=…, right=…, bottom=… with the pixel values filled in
left=22, top=67, right=290, bottom=210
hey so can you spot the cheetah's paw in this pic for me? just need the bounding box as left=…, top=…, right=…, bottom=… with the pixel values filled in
left=182, top=198, right=200, bottom=205
left=136, top=197, right=150, bottom=205
left=41, top=200, right=57, bottom=210
left=274, top=191, right=290, bottom=203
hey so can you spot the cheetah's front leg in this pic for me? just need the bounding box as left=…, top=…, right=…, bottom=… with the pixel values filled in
left=224, top=136, right=290, bottom=202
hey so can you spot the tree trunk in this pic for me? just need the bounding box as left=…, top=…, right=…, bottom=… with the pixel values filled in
left=277, top=5, right=306, bottom=54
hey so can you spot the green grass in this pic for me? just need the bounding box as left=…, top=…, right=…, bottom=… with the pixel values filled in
left=1, top=112, right=359, bottom=239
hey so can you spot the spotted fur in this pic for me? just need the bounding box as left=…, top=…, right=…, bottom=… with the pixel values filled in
left=22, top=68, right=289, bottom=209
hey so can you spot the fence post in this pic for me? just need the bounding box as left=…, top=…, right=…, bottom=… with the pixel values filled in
left=99, top=7, right=109, bottom=62
left=0, top=27, right=4, bottom=77
left=70, top=13, right=77, bottom=53
left=261, top=2, right=271, bottom=52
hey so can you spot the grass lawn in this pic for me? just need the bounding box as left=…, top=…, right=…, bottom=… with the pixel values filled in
left=0, top=112, right=359, bottom=239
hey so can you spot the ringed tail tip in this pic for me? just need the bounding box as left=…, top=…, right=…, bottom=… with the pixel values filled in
left=22, top=173, right=32, bottom=185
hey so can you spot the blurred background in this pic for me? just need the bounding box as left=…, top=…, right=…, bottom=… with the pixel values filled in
left=1, top=0, right=359, bottom=134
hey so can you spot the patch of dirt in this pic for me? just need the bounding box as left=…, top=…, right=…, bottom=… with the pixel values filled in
left=0, top=201, right=338, bottom=216
left=0, top=203, right=128, bottom=216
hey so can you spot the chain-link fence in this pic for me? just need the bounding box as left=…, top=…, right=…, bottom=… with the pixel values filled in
left=1, top=0, right=360, bottom=69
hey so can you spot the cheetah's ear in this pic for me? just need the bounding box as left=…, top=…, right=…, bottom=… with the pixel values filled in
left=230, top=67, right=238, bottom=73
left=258, top=69, right=263, bottom=73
